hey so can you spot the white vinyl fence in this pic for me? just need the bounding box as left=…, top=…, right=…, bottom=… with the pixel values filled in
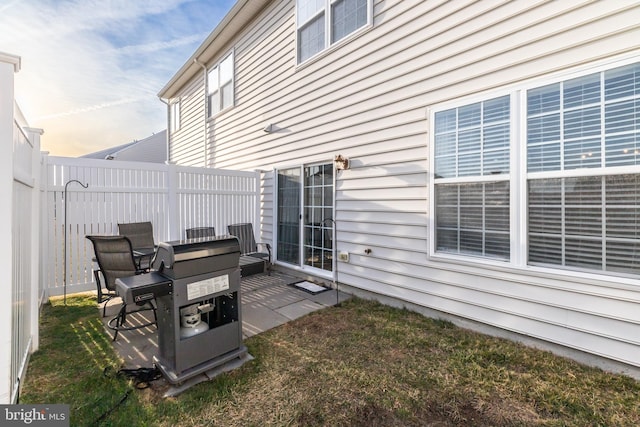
left=43, top=156, right=260, bottom=297
left=2, top=51, right=43, bottom=404
left=2, top=52, right=259, bottom=404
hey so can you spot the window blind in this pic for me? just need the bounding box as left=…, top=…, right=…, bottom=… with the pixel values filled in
left=527, top=62, right=640, bottom=274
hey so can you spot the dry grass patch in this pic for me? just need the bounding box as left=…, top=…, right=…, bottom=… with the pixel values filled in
left=22, top=295, right=640, bottom=426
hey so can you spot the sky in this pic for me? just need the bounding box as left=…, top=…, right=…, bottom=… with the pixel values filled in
left=0, top=0, right=236, bottom=157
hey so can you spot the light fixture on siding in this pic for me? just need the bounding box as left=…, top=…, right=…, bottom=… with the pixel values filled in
left=263, top=123, right=274, bottom=133
left=334, top=154, right=350, bottom=170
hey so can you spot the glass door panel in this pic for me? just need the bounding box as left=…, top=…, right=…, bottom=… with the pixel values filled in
left=277, top=168, right=301, bottom=265
left=277, top=163, right=333, bottom=272
left=303, top=164, right=333, bottom=272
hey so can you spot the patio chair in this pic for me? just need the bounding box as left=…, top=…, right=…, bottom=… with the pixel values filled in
left=227, top=223, right=272, bottom=274
left=185, top=226, right=216, bottom=239
left=118, top=221, right=155, bottom=271
left=86, top=235, right=157, bottom=340
left=89, top=255, right=118, bottom=318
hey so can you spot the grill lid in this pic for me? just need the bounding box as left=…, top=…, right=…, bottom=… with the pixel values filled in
left=153, top=235, right=240, bottom=278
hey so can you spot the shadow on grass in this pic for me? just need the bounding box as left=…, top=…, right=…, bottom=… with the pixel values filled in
left=21, top=294, right=640, bottom=426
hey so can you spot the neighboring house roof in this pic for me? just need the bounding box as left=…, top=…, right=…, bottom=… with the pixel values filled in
left=157, top=0, right=270, bottom=100
left=82, top=130, right=167, bottom=163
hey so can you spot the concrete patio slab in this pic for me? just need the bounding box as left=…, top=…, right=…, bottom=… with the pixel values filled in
left=98, top=270, right=350, bottom=396
left=305, top=286, right=352, bottom=307
left=244, top=284, right=307, bottom=310
left=275, top=299, right=326, bottom=321
left=241, top=302, right=291, bottom=337
left=162, top=353, right=254, bottom=398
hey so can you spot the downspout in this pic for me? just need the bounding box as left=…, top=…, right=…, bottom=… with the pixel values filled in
left=194, top=58, right=208, bottom=167
left=158, top=97, right=170, bottom=163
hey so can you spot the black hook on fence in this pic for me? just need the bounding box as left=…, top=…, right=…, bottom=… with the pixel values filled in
left=63, top=179, right=89, bottom=306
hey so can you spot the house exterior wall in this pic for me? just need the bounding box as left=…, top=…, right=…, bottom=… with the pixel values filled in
left=165, top=0, right=640, bottom=372
left=169, top=74, right=207, bottom=166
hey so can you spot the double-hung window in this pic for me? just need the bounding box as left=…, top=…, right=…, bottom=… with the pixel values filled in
left=297, top=0, right=371, bottom=64
left=431, top=57, right=640, bottom=278
left=433, top=96, right=511, bottom=261
left=207, top=52, right=234, bottom=117
left=527, top=61, right=640, bottom=274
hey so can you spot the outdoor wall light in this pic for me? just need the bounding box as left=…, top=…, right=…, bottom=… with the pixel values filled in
left=334, top=154, right=350, bottom=170
left=263, top=123, right=274, bottom=133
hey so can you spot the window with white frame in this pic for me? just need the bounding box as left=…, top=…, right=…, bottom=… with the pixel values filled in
left=170, top=100, right=180, bottom=133
left=430, top=58, right=640, bottom=278
left=527, top=61, right=640, bottom=274
left=297, top=0, right=370, bottom=64
left=433, top=95, right=511, bottom=260
left=207, top=52, right=234, bottom=117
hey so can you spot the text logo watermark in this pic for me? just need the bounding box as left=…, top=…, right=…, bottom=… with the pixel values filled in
left=0, top=405, right=69, bottom=426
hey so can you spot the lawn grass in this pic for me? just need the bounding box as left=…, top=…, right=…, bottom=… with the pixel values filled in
left=21, top=294, right=640, bottom=426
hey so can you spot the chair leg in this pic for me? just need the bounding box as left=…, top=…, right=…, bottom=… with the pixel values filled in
left=111, top=304, right=127, bottom=341
left=263, top=258, right=271, bottom=276
left=94, top=269, right=110, bottom=318
left=107, top=301, right=156, bottom=341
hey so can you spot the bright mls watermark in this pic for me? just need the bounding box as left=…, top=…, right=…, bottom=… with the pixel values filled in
left=1, top=405, right=69, bottom=426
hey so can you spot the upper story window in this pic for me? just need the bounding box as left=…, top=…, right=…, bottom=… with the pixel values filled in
left=297, top=0, right=371, bottom=64
left=170, top=100, right=180, bottom=133
left=207, top=51, right=234, bottom=117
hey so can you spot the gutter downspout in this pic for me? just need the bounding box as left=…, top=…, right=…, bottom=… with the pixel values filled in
left=194, top=58, right=208, bottom=167
left=158, top=97, right=170, bottom=163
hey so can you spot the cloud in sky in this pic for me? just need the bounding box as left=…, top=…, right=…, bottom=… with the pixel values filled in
left=0, top=0, right=235, bottom=157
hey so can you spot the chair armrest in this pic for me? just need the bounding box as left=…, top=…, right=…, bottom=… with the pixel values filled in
left=257, top=242, right=272, bottom=262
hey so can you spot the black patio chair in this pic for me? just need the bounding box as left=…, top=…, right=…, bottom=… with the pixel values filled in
left=185, top=226, right=216, bottom=239
left=227, top=223, right=272, bottom=274
left=86, top=235, right=157, bottom=340
left=89, top=255, right=118, bottom=318
left=118, top=221, right=156, bottom=271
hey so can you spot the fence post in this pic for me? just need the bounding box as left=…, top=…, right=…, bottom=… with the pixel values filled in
left=166, top=161, right=179, bottom=241
left=254, top=170, right=261, bottom=239
left=39, top=152, right=50, bottom=301
left=25, top=127, right=43, bottom=353
left=0, top=52, right=21, bottom=404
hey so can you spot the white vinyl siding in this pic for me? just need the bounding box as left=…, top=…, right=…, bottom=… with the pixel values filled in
left=296, top=0, right=370, bottom=63
left=170, top=100, right=180, bottom=133
left=169, top=76, right=206, bottom=166
left=167, top=0, right=640, bottom=371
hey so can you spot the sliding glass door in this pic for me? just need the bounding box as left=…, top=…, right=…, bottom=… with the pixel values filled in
left=277, top=163, right=334, bottom=274
left=277, top=168, right=301, bottom=264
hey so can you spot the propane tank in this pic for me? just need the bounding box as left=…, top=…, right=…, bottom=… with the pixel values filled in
left=179, top=304, right=209, bottom=338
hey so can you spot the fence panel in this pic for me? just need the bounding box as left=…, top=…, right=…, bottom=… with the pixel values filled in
left=43, top=158, right=259, bottom=297
left=175, top=165, right=259, bottom=238
left=11, top=116, right=39, bottom=404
